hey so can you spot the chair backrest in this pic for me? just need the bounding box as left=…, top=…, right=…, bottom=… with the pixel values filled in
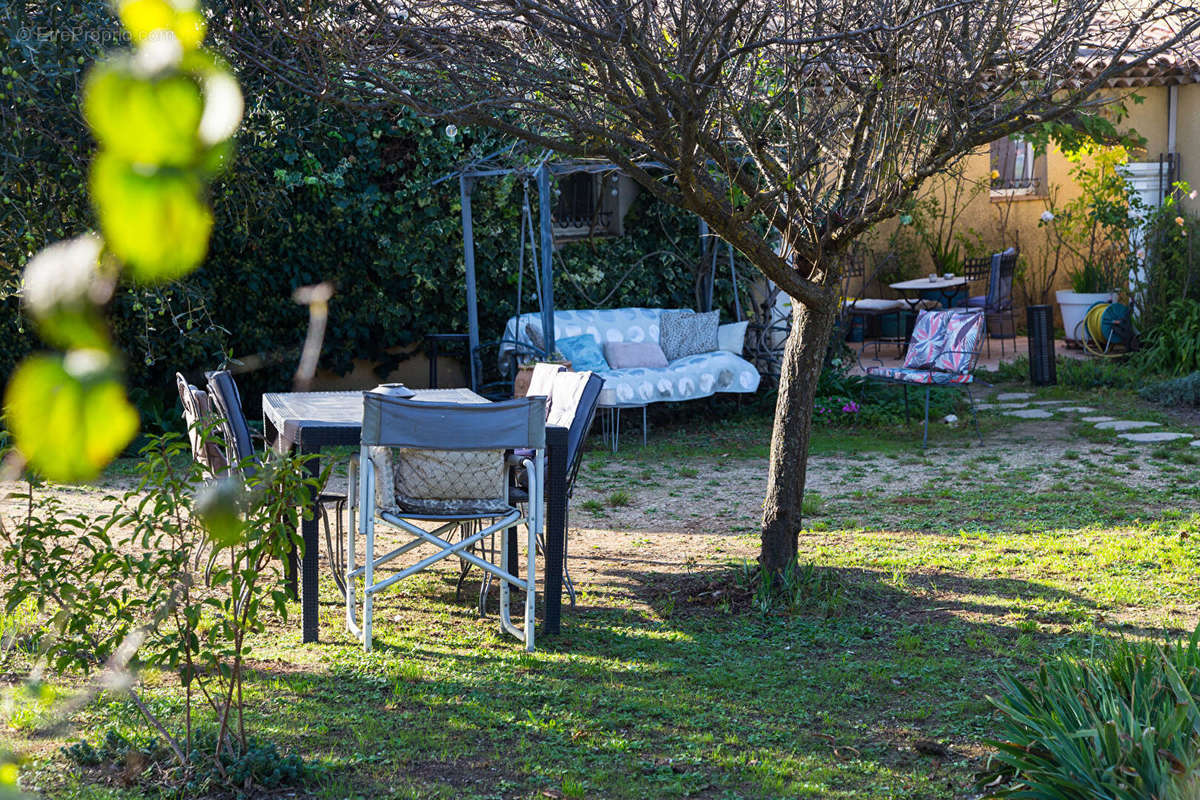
left=904, top=309, right=986, bottom=375
left=986, top=248, right=1018, bottom=311
left=545, top=371, right=604, bottom=492
left=525, top=362, right=566, bottom=399
left=962, top=254, right=993, bottom=282
left=175, top=372, right=228, bottom=474
left=362, top=393, right=546, bottom=450
left=205, top=370, right=256, bottom=470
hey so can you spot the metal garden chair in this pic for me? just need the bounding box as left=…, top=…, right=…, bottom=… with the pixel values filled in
left=202, top=370, right=351, bottom=599
left=498, top=369, right=603, bottom=608
left=347, top=392, right=547, bottom=651
left=863, top=309, right=987, bottom=449
left=963, top=248, right=1018, bottom=357
left=841, top=248, right=907, bottom=358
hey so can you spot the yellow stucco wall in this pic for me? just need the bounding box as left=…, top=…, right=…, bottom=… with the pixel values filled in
left=860, top=84, right=1195, bottom=317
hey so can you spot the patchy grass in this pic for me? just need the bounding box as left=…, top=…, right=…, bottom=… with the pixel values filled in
left=6, top=381, right=1200, bottom=799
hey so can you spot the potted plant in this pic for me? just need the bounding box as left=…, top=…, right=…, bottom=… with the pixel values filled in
left=1047, top=145, right=1141, bottom=344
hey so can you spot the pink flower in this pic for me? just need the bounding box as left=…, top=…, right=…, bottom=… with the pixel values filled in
left=842, top=401, right=860, bottom=413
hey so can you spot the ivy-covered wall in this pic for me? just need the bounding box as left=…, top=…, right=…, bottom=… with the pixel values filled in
left=3, top=2, right=748, bottom=427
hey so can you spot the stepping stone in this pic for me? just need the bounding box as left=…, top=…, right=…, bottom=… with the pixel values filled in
left=1082, top=416, right=1116, bottom=422
left=1095, top=420, right=1161, bottom=431
left=1005, top=409, right=1055, bottom=419
left=1056, top=406, right=1097, bottom=413
left=1118, top=432, right=1194, bottom=443
left=997, top=392, right=1034, bottom=401
left=1192, top=440, right=1200, bottom=447
left=1027, top=400, right=1069, bottom=406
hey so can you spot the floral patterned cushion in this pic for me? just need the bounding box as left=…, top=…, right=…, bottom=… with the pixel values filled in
left=932, top=311, right=985, bottom=373
left=902, top=310, right=949, bottom=369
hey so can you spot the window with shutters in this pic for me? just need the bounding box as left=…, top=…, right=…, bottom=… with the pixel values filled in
left=990, top=135, right=1047, bottom=196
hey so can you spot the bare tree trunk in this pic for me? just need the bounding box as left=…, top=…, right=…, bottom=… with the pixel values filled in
left=760, top=298, right=837, bottom=575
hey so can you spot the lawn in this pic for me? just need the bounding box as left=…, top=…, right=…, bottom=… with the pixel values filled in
left=4, top=380, right=1200, bottom=799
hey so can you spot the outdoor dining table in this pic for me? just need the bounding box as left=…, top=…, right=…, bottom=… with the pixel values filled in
left=262, top=388, right=569, bottom=644
left=888, top=275, right=968, bottom=341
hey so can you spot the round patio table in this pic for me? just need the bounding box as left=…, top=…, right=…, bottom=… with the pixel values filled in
left=888, top=275, right=968, bottom=342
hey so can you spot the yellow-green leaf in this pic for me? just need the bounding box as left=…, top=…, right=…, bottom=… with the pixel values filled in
left=173, top=9, right=207, bottom=50
left=195, top=477, right=247, bottom=548
left=4, top=352, right=139, bottom=482
left=20, top=234, right=113, bottom=351
left=119, top=0, right=205, bottom=51
left=118, top=0, right=176, bottom=43
left=90, top=152, right=212, bottom=281
left=84, top=64, right=203, bottom=167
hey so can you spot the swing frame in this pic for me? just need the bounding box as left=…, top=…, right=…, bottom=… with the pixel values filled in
left=436, top=149, right=745, bottom=394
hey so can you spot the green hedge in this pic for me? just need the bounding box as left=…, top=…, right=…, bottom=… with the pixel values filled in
left=3, top=2, right=748, bottom=426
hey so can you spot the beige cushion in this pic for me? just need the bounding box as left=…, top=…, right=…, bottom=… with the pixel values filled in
left=603, top=341, right=668, bottom=369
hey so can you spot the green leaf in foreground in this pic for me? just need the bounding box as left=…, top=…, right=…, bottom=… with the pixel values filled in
left=3, top=352, right=139, bottom=482
left=20, top=234, right=113, bottom=351
left=90, top=152, right=213, bottom=282
left=84, top=63, right=205, bottom=168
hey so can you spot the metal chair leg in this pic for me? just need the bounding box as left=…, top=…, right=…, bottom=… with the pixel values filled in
left=903, top=384, right=910, bottom=426
left=922, top=385, right=931, bottom=450
left=965, top=385, right=983, bottom=445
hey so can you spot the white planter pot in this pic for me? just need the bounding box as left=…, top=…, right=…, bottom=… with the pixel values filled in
left=1056, top=290, right=1116, bottom=343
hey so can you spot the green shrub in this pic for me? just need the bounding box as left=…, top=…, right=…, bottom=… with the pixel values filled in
left=1139, top=371, right=1200, bottom=407
left=1135, top=190, right=1200, bottom=335
left=979, top=628, right=1200, bottom=799
left=1140, top=299, right=1200, bottom=376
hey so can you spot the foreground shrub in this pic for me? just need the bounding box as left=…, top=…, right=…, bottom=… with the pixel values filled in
left=1139, top=371, right=1200, bottom=407
left=1, top=432, right=324, bottom=794
left=980, top=627, right=1200, bottom=799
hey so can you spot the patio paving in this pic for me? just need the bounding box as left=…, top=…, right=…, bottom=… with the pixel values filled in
left=1118, top=432, right=1194, bottom=443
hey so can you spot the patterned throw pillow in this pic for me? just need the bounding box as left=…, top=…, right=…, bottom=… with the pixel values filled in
left=524, top=322, right=546, bottom=354
left=556, top=334, right=609, bottom=372
left=901, top=310, right=949, bottom=370
left=660, top=310, right=719, bottom=361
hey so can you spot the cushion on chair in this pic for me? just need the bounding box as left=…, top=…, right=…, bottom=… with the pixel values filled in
left=902, top=310, right=950, bottom=370
left=603, top=341, right=669, bottom=369
left=966, top=296, right=986, bottom=308
left=659, top=310, right=719, bottom=361
left=932, top=312, right=985, bottom=373
left=175, top=373, right=228, bottom=474
left=847, top=297, right=904, bottom=312
left=717, top=321, right=750, bottom=354
left=865, top=366, right=973, bottom=385
left=556, top=334, right=609, bottom=372
left=370, top=446, right=512, bottom=517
